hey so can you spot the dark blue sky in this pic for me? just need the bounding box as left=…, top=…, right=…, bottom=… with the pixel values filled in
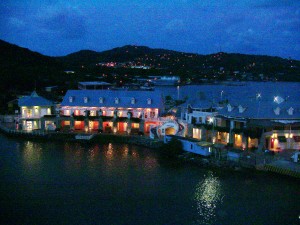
left=1, top=0, right=299, bottom=59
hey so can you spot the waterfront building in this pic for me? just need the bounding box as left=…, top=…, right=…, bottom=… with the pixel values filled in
left=215, top=95, right=300, bottom=151
left=18, top=91, right=55, bottom=131
left=78, top=81, right=113, bottom=90
left=180, top=97, right=219, bottom=142
left=59, top=90, right=164, bottom=134
left=180, top=93, right=300, bottom=152
left=135, top=76, right=180, bottom=86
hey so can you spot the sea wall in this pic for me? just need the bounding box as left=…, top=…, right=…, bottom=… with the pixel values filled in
left=0, top=123, right=163, bottom=149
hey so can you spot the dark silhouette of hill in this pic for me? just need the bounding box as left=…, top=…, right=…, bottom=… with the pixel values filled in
left=1, top=40, right=299, bottom=96
left=0, top=39, right=65, bottom=92
left=56, top=44, right=300, bottom=81
left=57, top=45, right=188, bottom=67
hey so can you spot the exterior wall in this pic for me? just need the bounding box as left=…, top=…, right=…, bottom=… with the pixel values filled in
left=21, top=106, right=52, bottom=118
left=164, top=136, right=212, bottom=156
left=265, top=131, right=300, bottom=151
left=58, top=105, right=160, bottom=134
left=61, top=107, right=159, bottom=120
left=19, top=106, right=53, bottom=131
left=186, top=111, right=216, bottom=124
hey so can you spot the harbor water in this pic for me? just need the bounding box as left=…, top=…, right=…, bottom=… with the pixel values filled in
left=0, top=134, right=299, bottom=225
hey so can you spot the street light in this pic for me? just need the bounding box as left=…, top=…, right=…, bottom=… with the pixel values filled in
left=209, top=117, right=215, bottom=144
left=220, top=90, right=224, bottom=102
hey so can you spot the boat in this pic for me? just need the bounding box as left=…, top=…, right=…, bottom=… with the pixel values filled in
left=75, top=134, right=95, bottom=140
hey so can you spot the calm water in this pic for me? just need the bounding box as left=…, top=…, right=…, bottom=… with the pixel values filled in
left=157, top=82, right=300, bottom=103
left=0, top=134, right=299, bottom=225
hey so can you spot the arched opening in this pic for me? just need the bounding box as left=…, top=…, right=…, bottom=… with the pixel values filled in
left=165, top=127, right=176, bottom=135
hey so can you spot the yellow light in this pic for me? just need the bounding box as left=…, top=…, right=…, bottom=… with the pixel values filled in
left=285, top=134, right=289, bottom=138
left=290, top=134, right=293, bottom=138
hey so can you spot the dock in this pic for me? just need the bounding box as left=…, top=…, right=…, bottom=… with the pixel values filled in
left=264, top=160, right=300, bottom=178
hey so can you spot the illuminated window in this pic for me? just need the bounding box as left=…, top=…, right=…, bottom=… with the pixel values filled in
left=115, top=98, right=119, bottom=104
left=84, top=97, right=88, bottom=103
left=63, top=121, right=70, bottom=126
left=147, top=98, right=152, bottom=105
left=34, top=107, right=39, bottom=115
left=99, top=97, right=104, bottom=103
left=150, top=111, right=155, bottom=118
left=65, top=110, right=70, bottom=116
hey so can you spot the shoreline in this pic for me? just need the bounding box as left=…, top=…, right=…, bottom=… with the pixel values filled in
left=1, top=122, right=299, bottom=179
left=0, top=123, right=163, bottom=149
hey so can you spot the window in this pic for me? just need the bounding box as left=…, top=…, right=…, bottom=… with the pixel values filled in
left=65, top=109, right=70, bottom=116
left=131, top=98, right=135, bottom=104
left=227, top=104, right=233, bottom=112
left=150, top=111, right=155, bottom=118
left=274, top=107, right=280, bottom=115
left=287, top=107, right=294, bottom=115
left=115, top=98, right=119, bottom=104
left=238, top=105, right=245, bottom=113
left=69, top=96, right=73, bottom=103
left=99, top=97, right=103, bottom=103
left=84, top=97, right=88, bottom=103
left=147, top=98, right=152, bottom=105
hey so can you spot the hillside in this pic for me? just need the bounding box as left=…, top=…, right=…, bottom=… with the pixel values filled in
left=56, top=45, right=300, bottom=82
left=0, top=40, right=65, bottom=92
left=1, top=40, right=300, bottom=95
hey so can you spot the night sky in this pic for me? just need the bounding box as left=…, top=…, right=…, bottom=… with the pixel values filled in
left=1, top=0, right=299, bottom=59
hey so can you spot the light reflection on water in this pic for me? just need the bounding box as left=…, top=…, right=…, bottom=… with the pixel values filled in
left=64, top=143, right=85, bottom=171
left=194, top=171, right=223, bottom=225
left=22, top=141, right=42, bottom=172
left=1, top=133, right=299, bottom=225
left=61, top=142, right=157, bottom=175
left=87, top=144, right=100, bottom=163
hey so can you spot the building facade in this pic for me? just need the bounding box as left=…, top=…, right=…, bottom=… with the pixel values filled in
left=181, top=95, right=300, bottom=151
left=58, top=90, right=164, bottom=134
left=18, top=91, right=55, bottom=131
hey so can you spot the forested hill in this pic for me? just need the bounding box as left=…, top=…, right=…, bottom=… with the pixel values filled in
left=57, top=45, right=300, bottom=82
left=0, top=39, right=65, bottom=92
left=1, top=40, right=300, bottom=95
